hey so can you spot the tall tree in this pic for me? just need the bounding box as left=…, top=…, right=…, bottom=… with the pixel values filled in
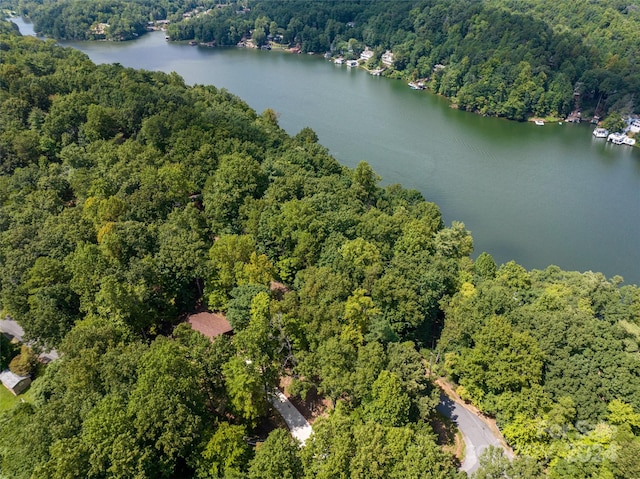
left=248, top=429, right=302, bottom=479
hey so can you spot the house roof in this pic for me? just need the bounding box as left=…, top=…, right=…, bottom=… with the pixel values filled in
left=187, top=312, right=233, bottom=339
left=0, top=369, right=30, bottom=390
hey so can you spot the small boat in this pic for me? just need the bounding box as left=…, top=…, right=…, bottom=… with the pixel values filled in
left=592, top=128, right=608, bottom=138
left=534, top=120, right=545, bottom=126
left=408, top=81, right=424, bottom=90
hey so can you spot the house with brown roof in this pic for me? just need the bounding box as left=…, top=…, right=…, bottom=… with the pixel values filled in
left=186, top=311, right=233, bottom=340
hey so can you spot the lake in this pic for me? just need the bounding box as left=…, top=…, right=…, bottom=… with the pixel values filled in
left=10, top=18, right=640, bottom=284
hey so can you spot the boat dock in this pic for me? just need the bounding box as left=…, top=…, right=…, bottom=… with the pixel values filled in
left=607, top=132, right=636, bottom=146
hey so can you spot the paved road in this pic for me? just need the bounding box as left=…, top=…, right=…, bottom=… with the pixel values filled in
left=436, top=393, right=507, bottom=474
left=269, top=388, right=313, bottom=446
left=0, top=318, right=24, bottom=341
left=0, top=318, right=59, bottom=362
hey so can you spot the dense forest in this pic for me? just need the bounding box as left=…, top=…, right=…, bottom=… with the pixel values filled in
left=6, top=0, right=640, bottom=121
left=1, top=14, right=640, bottom=479
left=4, top=0, right=203, bottom=40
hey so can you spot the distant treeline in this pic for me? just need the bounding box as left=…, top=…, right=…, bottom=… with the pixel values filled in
left=8, top=0, right=639, bottom=120
left=169, top=0, right=640, bottom=121
left=7, top=0, right=210, bottom=40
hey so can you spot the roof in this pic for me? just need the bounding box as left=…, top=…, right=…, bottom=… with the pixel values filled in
left=0, top=369, right=30, bottom=390
left=187, top=312, right=233, bottom=339
left=270, top=280, right=290, bottom=300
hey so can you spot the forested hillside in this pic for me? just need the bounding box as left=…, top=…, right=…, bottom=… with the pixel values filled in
left=4, top=0, right=200, bottom=40
left=1, top=17, right=640, bottom=479
left=8, top=0, right=639, bottom=120
left=0, top=19, right=463, bottom=478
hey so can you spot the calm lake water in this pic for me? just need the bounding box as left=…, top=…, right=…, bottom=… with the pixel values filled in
left=11, top=19, right=640, bottom=284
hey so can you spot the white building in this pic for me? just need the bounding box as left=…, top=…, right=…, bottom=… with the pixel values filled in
left=360, top=48, right=375, bottom=62
left=381, top=50, right=394, bottom=66
left=0, top=369, right=31, bottom=396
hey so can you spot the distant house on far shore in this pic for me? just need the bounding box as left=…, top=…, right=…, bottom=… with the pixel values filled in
left=186, top=311, right=233, bottom=340
left=91, top=22, right=109, bottom=36
left=381, top=50, right=394, bottom=66
left=0, top=369, right=31, bottom=396
left=360, top=48, right=375, bottom=62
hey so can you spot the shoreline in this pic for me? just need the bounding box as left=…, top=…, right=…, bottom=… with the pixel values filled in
left=1, top=16, right=578, bottom=125
left=6, top=17, right=630, bottom=129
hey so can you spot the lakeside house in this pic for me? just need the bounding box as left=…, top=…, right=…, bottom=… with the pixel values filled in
left=147, top=20, right=171, bottom=31
left=381, top=50, right=394, bottom=67
left=628, top=118, right=640, bottom=133
left=91, top=23, right=109, bottom=36
left=360, top=48, right=375, bottom=62
left=0, top=369, right=31, bottom=396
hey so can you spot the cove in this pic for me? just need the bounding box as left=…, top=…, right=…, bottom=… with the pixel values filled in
left=11, top=19, right=640, bottom=284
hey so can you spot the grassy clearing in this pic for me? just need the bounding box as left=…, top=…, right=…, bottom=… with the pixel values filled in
left=0, top=384, right=20, bottom=412
left=0, top=380, right=35, bottom=412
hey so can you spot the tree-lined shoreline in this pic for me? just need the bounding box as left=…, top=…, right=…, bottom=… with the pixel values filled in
left=7, top=0, right=640, bottom=123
